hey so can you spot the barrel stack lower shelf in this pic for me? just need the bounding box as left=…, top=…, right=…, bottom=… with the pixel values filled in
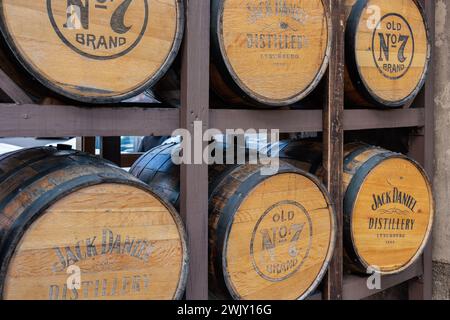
left=0, top=0, right=434, bottom=300
left=0, top=101, right=431, bottom=300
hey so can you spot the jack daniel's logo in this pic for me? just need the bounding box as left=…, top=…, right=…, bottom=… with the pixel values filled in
left=49, top=228, right=155, bottom=300
left=246, top=0, right=307, bottom=24
left=368, top=187, right=417, bottom=231
left=52, top=228, right=154, bottom=272
left=244, top=1, right=310, bottom=53
left=47, top=0, right=149, bottom=59
left=371, top=187, right=418, bottom=213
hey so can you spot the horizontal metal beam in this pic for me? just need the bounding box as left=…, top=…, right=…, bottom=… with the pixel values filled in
left=342, top=261, right=423, bottom=300
left=0, top=104, right=425, bottom=137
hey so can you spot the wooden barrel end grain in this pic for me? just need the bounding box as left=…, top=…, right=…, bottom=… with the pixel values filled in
left=0, top=147, right=188, bottom=300
left=210, top=0, right=332, bottom=106
left=0, top=0, right=184, bottom=103
left=345, top=0, right=431, bottom=108
left=342, top=143, right=434, bottom=274
left=276, top=140, right=434, bottom=275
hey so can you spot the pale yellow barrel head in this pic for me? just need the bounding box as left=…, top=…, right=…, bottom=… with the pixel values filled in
left=218, top=0, right=330, bottom=105
left=350, top=0, right=429, bottom=105
left=351, top=158, right=433, bottom=273
left=225, top=173, right=335, bottom=300
left=3, top=184, right=186, bottom=300
left=0, top=0, right=182, bottom=101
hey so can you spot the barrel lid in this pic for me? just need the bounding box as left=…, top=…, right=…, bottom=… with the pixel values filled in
left=346, top=0, right=431, bottom=107
left=0, top=0, right=184, bottom=103
left=346, top=153, right=434, bottom=274
left=218, top=166, right=336, bottom=300
left=213, top=0, right=331, bottom=106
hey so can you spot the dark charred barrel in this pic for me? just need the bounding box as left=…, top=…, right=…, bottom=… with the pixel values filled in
left=130, top=142, right=336, bottom=300
left=0, top=146, right=188, bottom=300
left=344, top=0, right=431, bottom=108
left=0, top=0, right=184, bottom=103
left=274, top=140, right=434, bottom=274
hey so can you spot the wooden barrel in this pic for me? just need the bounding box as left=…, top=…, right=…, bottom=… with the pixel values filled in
left=342, top=143, right=434, bottom=274
left=0, top=146, right=188, bottom=300
left=345, top=0, right=431, bottom=108
left=130, top=142, right=336, bottom=300
left=210, top=0, right=331, bottom=106
left=274, top=140, right=434, bottom=274
left=0, top=0, right=184, bottom=103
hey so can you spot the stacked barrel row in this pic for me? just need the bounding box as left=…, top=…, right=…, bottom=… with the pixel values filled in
left=0, top=140, right=434, bottom=300
left=0, top=0, right=430, bottom=107
left=128, top=141, right=434, bottom=299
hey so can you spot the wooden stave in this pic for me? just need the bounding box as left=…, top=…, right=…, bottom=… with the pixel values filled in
left=0, top=0, right=185, bottom=104
left=209, top=0, right=332, bottom=107
left=344, top=0, right=431, bottom=108
left=129, top=142, right=182, bottom=207
left=130, top=142, right=337, bottom=300
left=0, top=147, right=188, bottom=300
left=276, top=140, right=434, bottom=274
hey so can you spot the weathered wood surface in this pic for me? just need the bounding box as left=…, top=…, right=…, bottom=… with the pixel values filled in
left=180, top=0, right=211, bottom=300
left=276, top=141, right=434, bottom=275
left=323, top=0, right=345, bottom=300
left=210, top=0, right=331, bottom=106
left=345, top=0, right=430, bottom=107
left=0, top=105, right=425, bottom=138
left=0, top=0, right=184, bottom=102
left=0, top=147, right=188, bottom=300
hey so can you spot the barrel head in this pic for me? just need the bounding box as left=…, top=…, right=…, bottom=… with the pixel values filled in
left=222, top=172, right=335, bottom=300
left=215, top=0, right=331, bottom=106
left=2, top=183, right=187, bottom=300
left=349, top=157, right=433, bottom=274
left=0, top=0, right=184, bottom=102
left=346, top=0, right=430, bottom=107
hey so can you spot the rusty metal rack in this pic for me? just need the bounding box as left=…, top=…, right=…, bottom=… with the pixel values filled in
left=0, top=0, right=434, bottom=300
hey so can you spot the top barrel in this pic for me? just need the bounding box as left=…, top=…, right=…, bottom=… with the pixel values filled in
left=0, top=0, right=184, bottom=103
left=211, top=0, right=331, bottom=106
left=345, top=0, right=431, bottom=108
